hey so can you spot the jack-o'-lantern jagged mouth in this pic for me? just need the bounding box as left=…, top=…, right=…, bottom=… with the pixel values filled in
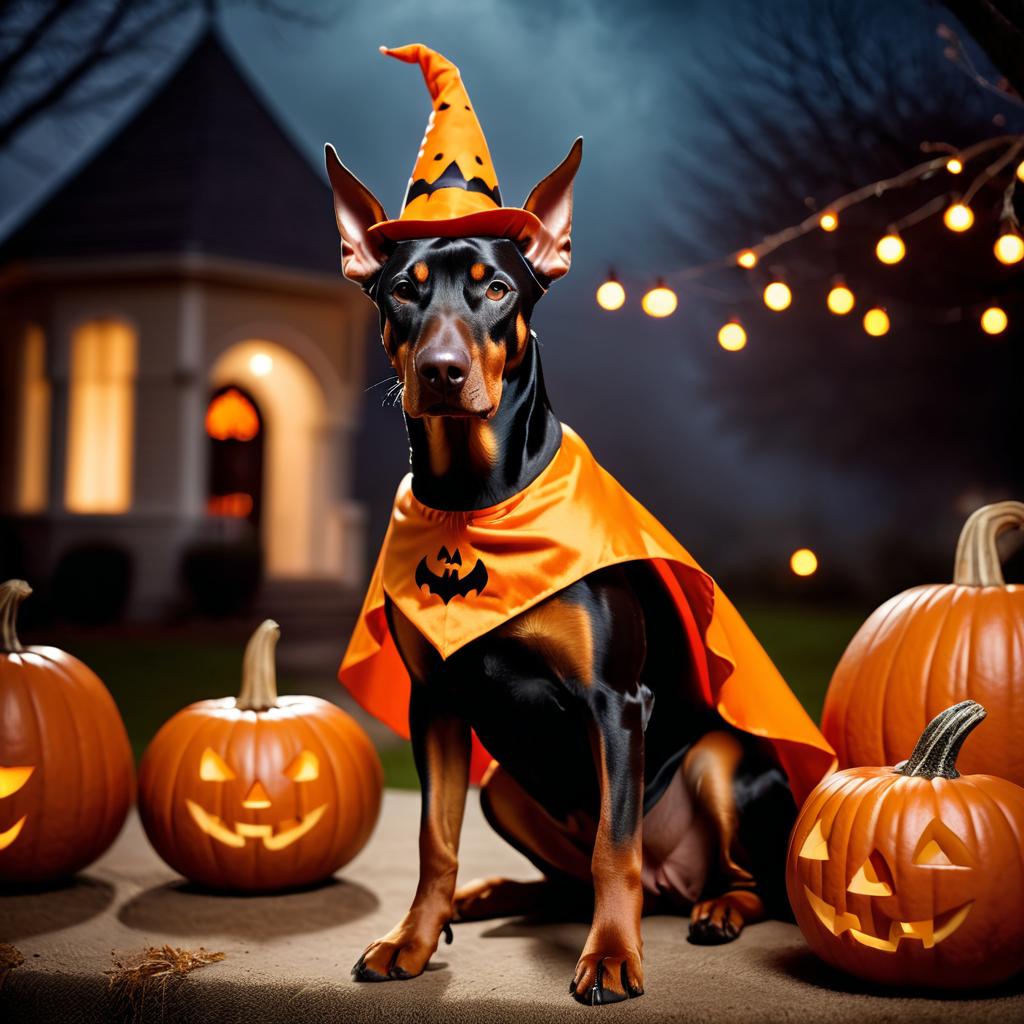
left=803, top=886, right=972, bottom=952
left=186, top=799, right=327, bottom=851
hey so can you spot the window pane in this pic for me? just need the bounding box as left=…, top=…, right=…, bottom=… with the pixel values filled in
left=16, top=325, right=50, bottom=513
left=65, top=319, right=136, bottom=514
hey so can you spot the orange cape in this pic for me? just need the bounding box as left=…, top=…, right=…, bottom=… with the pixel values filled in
left=339, top=426, right=835, bottom=804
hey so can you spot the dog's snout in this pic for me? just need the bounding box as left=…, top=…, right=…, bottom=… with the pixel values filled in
left=417, top=337, right=471, bottom=393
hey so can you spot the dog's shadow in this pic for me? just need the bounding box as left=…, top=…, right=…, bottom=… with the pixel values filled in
left=118, top=875, right=378, bottom=940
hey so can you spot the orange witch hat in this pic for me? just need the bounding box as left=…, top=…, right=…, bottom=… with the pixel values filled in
left=366, top=44, right=545, bottom=246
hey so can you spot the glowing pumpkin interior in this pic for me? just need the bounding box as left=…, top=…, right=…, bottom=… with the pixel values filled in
left=186, top=746, right=327, bottom=851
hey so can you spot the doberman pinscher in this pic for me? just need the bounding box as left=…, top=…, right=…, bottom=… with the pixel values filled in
left=326, top=140, right=797, bottom=1004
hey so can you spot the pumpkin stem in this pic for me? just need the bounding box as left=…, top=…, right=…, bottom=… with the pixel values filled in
left=236, top=620, right=280, bottom=711
left=896, top=700, right=986, bottom=779
left=0, top=579, right=31, bottom=654
left=953, top=500, right=1024, bottom=586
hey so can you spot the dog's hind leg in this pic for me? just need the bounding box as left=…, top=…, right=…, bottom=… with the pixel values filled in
left=454, top=762, right=594, bottom=922
left=682, top=731, right=766, bottom=945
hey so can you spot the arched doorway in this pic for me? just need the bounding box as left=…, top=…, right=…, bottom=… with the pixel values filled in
left=208, top=340, right=330, bottom=578
left=205, top=385, right=264, bottom=526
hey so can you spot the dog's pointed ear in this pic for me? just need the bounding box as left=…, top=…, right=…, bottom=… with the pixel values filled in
left=521, top=137, right=583, bottom=282
left=324, top=143, right=389, bottom=285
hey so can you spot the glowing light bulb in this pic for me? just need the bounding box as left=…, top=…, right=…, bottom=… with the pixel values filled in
left=980, top=306, right=1008, bottom=335
left=790, top=548, right=818, bottom=577
left=736, top=249, right=758, bottom=269
left=249, top=353, right=273, bottom=376
left=875, top=234, right=905, bottom=264
left=763, top=281, right=792, bottom=312
left=717, top=320, right=747, bottom=351
left=943, top=202, right=974, bottom=232
left=1017, top=160, right=1024, bottom=183
left=994, top=232, right=1024, bottom=266
left=596, top=278, right=626, bottom=311
left=819, top=211, right=839, bottom=232
left=945, top=157, right=963, bottom=174
left=826, top=284, right=855, bottom=315
left=641, top=284, right=678, bottom=318
left=862, top=308, right=890, bottom=337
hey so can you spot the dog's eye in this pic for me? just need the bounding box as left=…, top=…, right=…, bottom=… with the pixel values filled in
left=486, top=281, right=510, bottom=301
left=391, top=281, right=415, bottom=303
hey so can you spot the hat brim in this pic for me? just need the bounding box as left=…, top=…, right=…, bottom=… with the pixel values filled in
left=367, top=206, right=544, bottom=246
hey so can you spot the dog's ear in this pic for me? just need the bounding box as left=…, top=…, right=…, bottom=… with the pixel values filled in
left=324, top=143, right=389, bottom=285
left=520, top=138, right=583, bottom=282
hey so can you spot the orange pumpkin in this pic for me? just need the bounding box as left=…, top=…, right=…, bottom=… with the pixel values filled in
left=822, top=501, right=1024, bottom=785
left=138, top=620, right=382, bottom=892
left=787, top=701, right=1024, bottom=989
left=0, top=579, right=134, bottom=883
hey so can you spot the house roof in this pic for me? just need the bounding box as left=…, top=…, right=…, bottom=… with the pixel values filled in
left=0, top=27, right=341, bottom=276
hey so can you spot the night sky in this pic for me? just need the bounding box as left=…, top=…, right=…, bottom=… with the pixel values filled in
left=1, top=0, right=1004, bottom=584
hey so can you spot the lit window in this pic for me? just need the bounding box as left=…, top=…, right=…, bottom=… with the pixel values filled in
left=16, top=325, right=51, bottom=513
left=65, top=319, right=136, bottom=514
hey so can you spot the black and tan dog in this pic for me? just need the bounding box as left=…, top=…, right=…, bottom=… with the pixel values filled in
left=330, top=43, right=832, bottom=1006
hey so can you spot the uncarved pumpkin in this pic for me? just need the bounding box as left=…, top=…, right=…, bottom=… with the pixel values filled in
left=138, top=620, right=382, bottom=892
left=822, top=500, right=1024, bottom=784
left=0, top=579, right=135, bottom=883
left=787, top=701, right=1024, bottom=989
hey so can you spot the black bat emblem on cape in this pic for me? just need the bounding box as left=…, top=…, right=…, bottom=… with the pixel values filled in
left=415, top=546, right=488, bottom=604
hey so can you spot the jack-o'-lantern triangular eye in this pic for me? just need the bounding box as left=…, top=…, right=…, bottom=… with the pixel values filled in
left=0, top=765, right=34, bottom=798
left=285, top=750, right=319, bottom=782
left=912, top=821, right=971, bottom=867
left=200, top=748, right=236, bottom=782
left=848, top=851, right=894, bottom=895
left=799, top=819, right=829, bottom=860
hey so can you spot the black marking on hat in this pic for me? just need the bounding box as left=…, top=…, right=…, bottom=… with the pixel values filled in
left=475, top=155, right=483, bottom=165
left=434, top=153, right=444, bottom=160
left=438, top=102, right=450, bottom=110
left=404, top=160, right=501, bottom=206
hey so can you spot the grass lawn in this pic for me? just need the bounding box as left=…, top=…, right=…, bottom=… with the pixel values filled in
left=39, top=600, right=868, bottom=791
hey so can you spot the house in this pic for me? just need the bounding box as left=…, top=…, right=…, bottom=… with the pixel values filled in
left=0, top=27, right=374, bottom=620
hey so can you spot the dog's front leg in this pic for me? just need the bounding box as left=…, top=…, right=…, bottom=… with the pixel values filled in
left=571, top=683, right=647, bottom=1005
left=352, top=683, right=471, bottom=982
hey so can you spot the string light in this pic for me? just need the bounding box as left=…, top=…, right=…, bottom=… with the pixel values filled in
left=717, top=320, right=747, bottom=351
left=790, top=548, right=819, bottom=577
left=596, top=272, right=626, bottom=311
left=862, top=308, right=890, bottom=337
left=736, top=249, right=758, bottom=269
left=943, top=202, right=974, bottom=232
left=826, top=281, right=855, bottom=315
left=1017, top=160, right=1024, bottom=183
left=763, top=281, right=792, bottom=312
left=819, top=211, right=839, bottom=232
left=994, top=231, right=1024, bottom=266
left=945, top=157, right=963, bottom=174
left=875, top=233, right=906, bottom=264
left=980, top=306, right=1008, bottom=335
left=641, top=281, right=678, bottom=318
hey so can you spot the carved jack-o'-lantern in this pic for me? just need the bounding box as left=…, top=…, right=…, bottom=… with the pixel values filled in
left=0, top=580, right=135, bottom=882
left=787, top=701, right=1024, bottom=989
left=138, top=620, right=382, bottom=892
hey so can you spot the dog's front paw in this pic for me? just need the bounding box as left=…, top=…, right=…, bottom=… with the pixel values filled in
left=352, top=920, right=453, bottom=982
left=570, top=949, right=644, bottom=1005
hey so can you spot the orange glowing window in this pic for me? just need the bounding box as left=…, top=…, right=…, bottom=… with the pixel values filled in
left=206, top=389, right=259, bottom=441
left=206, top=493, right=254, bottom=518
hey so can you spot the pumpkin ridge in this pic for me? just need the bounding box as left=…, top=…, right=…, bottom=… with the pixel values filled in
left=877, top=587, right=938, bottom=766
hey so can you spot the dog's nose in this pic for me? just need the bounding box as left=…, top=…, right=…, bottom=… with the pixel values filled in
left=417, top=346, right=470, bottom=392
